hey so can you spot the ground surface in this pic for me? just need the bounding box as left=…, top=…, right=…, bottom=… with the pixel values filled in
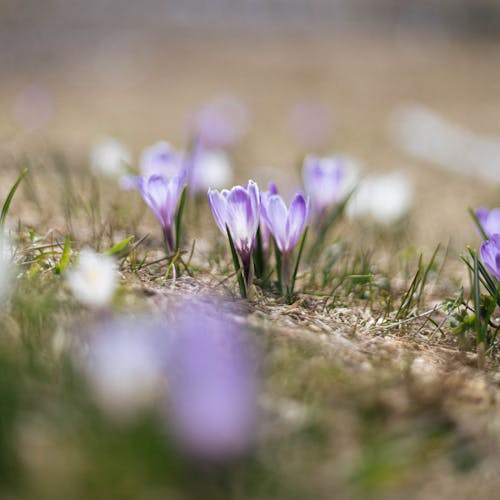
left=0, top=30, right=499, bottom=499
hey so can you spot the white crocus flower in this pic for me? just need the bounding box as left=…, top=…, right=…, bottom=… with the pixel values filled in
left=67, top=249, right=118, bottom=308
left=347, top=172, right=413, bottom=224
left=91, top=138, right=131, bottom=179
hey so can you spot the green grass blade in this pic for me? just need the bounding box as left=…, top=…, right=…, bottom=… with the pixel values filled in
left=253, top=225, right=264, bottom=280
left=103, top=236, right=134, bottom=256
left=468, top=207, right=488, bottom=240
left=290, top=227, right=308, bottom=296
left=273, top=239, right=283, bottom=294
left=54, top=234, right=72, bottom=275
left=472, top=252, right=484, bottom=344
left=226, top=225, right=247, bottom=298
left=175, top=184, right=188, bottom=252
left=0, top=168, right=28, bottom=228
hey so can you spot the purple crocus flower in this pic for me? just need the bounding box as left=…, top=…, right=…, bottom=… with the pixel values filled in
left=140, top=141, right=184, bottom=179
left=475, top=207, right=500, bottom=239
left=261, top=191, right=309, bottom=288
left=303, top=155, right=360, bottom=226
left=190, top=95, right=249, bottom=149
left=167, top=303, right=258, bottom=462
left=480, top=235, right=500, bottom=280
left=208, top=180, right=261, bottom=280
left=137, top=171, right=186, bottom=251
left=261, top=192, right=309, bottom=255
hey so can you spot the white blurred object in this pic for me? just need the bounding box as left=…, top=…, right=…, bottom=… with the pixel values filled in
left=67, top=249, right=118, bottom=308
left=91, top=138, right=131, bottom=179
left=347, top=172, right=413, bottom=224
left=392, top=104, right=500, bottom=183
left=0, top=231, right=14, bottom=304
left=190, top=149, right=233, bottom=192
left=83, top=318, right=164, bottom=421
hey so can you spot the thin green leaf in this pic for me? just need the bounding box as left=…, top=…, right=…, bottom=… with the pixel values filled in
left=472, top=252, right=484, bottom=344
left=103, top=236, right=134, bottom=256
left=54, top=234, right=72, bottom=275
left=290, top=227, right=308, bottom=295
left=226, top=226, right=247, bottom=298
left=273, top=239, right=283, bottom=295
left=468, top=207, right=488, bottom=240
left=175, top=184, right=188, bottom=252
left=0, top=168, right=28, bottom=228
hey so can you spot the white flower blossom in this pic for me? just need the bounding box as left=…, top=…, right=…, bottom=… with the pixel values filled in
left=91, top=138, right=131, bottom=179
left=67, top=249, right=118, bottom=308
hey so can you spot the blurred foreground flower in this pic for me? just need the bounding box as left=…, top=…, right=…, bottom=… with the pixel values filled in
left=167, top=304, right=258, bottom=461
left=208, top=180, right=261, bottom=294
left=475, top=208, right=500, bottom=239
left=480, top=235, right=500, bottom=281
left=82, top=316, right=165, bottom=421
left=91, top=138, right=131, bottom=179
left=346, top=172, right=413, bottom=225
left=303, top=155, right=359, bottom=225
left=67, top=249, right=118, bottom=308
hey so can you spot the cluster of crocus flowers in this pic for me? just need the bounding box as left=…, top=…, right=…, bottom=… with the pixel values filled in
left=208, top=180, right=309, bottom=301
left=475, top=207, right=500, bottom=281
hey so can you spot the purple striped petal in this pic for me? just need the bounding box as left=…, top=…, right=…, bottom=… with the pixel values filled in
left=262, top=195, right=288, bottom=253
left=480, top=235, right=500, bottom=280
left=208, top=188, right=228, bottom=235
left=286, top=194, right=309, bottom=251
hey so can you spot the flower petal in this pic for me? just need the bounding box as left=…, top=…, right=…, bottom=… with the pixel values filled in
left=480, top=237, right=500, bottom=280
left=285, top=194, right=309, bottom=252
left=262, top=194, right=288, bottom=253
left=208, top=188, right=228, bottom=235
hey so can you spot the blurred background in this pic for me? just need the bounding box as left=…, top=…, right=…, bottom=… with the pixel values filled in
left=1, top=0, right=500, bottom=245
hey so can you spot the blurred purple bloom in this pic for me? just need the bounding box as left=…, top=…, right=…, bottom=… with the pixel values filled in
left=303, top=155, right=345, bottom=219
left=259, top=183, right=278, bottom=250
left=208, top=180, right=261, bottom=274
left=480, top=235, right=500, bottom=281
left=140, top=141, right=184, bottom=179
left=289, top=99, right=331, bottom=149
left=475, top=207, right=500, bottom=239
left=191, top=95, right=249, bottom=149
left=261, top=192, right=309, bottom=255
left=167, top=305, right=258, bottom=461
left=137, top=172, right=186, bottom=251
